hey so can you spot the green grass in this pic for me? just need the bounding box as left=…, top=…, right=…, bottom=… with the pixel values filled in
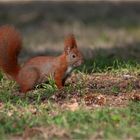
left=0, top=58, right=140, bottom=139
left=0, top=99, right=140, bottom=139
left=0, top=58, right=140, bottom=140
left=78, top=57, right=140, bottom=74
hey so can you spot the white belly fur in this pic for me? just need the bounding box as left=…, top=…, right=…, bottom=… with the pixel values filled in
left=64, top=66, right=73, bottom=78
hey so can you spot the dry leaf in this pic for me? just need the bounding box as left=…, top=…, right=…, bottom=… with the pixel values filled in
left=130, top=93, right=140, bottom=101
left=84, top=94, right=106, bottom=106
left=62, top=100, right=79, bottom=112
left=66, top=102, right=79, bottom=111
left=96, top=95, right=106, bottom=105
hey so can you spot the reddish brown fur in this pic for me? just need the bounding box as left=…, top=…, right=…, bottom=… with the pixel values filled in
left=0, top=25, right=21, bottom=80
left=0, top=25, right=83, bottom=93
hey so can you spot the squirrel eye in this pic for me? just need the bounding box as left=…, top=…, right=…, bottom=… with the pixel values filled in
left=72, top=54, right=76, bottom=58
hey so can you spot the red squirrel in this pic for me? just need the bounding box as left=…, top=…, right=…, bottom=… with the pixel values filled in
left=0, top=25, right=83, bottom=93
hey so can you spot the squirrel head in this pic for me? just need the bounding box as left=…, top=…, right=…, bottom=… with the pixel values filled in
left=64, top=34, right=84, bottom=67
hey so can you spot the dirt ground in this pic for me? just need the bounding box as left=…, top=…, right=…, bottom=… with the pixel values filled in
left=38, top=72, right=140, bottom=110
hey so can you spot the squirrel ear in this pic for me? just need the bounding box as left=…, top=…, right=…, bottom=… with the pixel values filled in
left=64, top=34, right=77, bottom=54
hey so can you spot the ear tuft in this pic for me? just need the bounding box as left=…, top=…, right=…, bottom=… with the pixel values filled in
left=64, top=34, right=77, bottom=54
left=65, top=34, right=77, bottom=48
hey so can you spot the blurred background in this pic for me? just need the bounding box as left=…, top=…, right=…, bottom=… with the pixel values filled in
left=0, top=0, right=140, bottom=71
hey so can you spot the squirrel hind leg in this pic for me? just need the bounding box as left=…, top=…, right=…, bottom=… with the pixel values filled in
left=17, top=68, right=40, bottom=93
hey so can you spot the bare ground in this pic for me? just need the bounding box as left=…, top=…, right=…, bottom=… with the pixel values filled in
left=29, top=72, right=140, bottom=110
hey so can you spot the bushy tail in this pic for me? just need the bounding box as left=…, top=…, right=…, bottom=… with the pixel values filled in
left=0, top=25, right=22, bottom=80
